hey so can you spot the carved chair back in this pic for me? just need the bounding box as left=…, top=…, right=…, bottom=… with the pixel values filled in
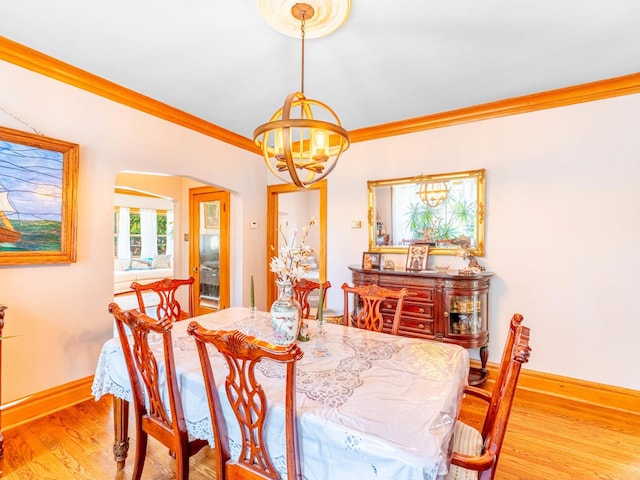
left=341, top=283, right=410, bottom=335
left=448, top=313, right=531, bottom=480
left=293, top=278, right=331, bottom=319
left=187, top=324, right=304, bottom=480
left=108, top=303, right=207, bottom=479
left=131, top=276, right=195, bottom=321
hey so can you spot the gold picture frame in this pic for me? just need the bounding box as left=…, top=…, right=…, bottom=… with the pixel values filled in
left=0, top=126, right=79, bottom=264
left=406, top=242, right=429, bottom=271
left=362, top=251, right=381, bottom=270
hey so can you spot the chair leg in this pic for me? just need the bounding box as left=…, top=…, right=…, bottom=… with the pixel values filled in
left=176, top=448, right=190, bottom=480
left=131, top=429, right=148, bottom=480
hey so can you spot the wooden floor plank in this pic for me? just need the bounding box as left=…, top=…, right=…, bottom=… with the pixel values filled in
left=3, top=425, right=68, bottom=479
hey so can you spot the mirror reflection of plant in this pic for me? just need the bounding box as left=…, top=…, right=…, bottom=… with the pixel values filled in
left=451, top=198, right=475, bottom=224
left=406, top=200, right=435, bottom=239
left=405, top=194, right=476, bottom=241
left=434, top=218, right=459, bottom=241
left=451, top=197, right=477, bottom=238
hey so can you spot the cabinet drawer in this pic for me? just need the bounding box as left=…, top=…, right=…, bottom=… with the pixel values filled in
left=401, top=317, right=435, bottom=335
left=381, top=299, right=434, bottom=319
left=382, top=315, right=434, bottom=335
left=379, top=284, right=434, bottom=303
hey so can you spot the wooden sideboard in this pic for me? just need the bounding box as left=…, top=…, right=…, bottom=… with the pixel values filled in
left=348, top=266, right=493, bottom=385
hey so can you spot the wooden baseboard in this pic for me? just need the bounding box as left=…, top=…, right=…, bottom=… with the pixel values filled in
left=1, top=376, right=94, bottom=430
left=473, top=360, right=640, bottom=416
left=2, top=366, right=639, bottom=429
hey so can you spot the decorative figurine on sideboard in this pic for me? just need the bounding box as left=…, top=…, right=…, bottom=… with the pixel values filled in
left=453, top=235, right=485, bottom=275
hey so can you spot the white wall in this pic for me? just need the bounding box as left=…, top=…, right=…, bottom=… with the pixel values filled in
left=0, top=60, right=268, bottom=402
left=2, top=59, right=639, bottom=401
left=325, top=93, right=640, bottom=390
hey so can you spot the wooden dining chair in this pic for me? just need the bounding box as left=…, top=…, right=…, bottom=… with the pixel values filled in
left=131, top=276, right=195, bottom=321
left=108, top=303, right=208, bottom=480
left=187, top=324, right=304, bottom=480
left=446, top=313, right=532, bottom=480
left=293, top=278, right=331, bottom=319
left=341, top=282, right=410, bottom=335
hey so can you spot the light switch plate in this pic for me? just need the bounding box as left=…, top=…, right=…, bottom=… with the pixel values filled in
left=351, top=220, right=362, bottom=229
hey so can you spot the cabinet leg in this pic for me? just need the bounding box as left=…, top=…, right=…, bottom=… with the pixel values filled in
left=479, top=345, right=489, bottom=375
left=112, top=396, right=130, bottom=470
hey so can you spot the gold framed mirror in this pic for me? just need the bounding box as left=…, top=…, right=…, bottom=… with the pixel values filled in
left=368, top=169, right=486, bottom=256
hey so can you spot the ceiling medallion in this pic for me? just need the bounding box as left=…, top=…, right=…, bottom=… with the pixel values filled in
left=256, top=0, right=351, bottom=39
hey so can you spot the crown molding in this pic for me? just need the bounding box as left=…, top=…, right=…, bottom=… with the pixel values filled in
left=2, top=36, right=639, bottom=150
left=349, top=72, right=640, bottom=143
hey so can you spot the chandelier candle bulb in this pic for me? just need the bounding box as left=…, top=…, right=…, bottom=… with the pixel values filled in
left=312, top=130, right=328, bottom=161
left=275, top=129, right=284, bottom=159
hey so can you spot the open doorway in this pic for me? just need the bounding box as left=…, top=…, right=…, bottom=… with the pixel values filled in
left=112, top=172, right=230, bottom=317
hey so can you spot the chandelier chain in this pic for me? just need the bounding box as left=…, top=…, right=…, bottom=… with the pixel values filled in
left=300, top=14, right=306, bottom=94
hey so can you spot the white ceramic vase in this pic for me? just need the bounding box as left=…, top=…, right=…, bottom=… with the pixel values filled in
left=270, top=280, right=301, bottom=345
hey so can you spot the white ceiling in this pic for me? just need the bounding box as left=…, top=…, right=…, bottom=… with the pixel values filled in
left=2, top=0, right=640, bottom=140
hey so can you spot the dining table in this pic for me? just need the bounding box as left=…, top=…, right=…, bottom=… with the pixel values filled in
left=92, top=306, right=469, bottom=480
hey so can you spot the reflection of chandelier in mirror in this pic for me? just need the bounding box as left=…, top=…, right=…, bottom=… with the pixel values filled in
left=418, top=181, right=449, bottom=207
left=253, top=1, right=351, bottom=188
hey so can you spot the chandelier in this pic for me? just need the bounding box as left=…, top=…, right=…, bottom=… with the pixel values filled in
left=253, top=2, right=350, bottom=188
left=417, top=181, right=449, bottom=208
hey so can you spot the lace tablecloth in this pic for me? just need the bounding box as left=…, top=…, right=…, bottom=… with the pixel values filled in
left=92, top=307, right=469, bottom=480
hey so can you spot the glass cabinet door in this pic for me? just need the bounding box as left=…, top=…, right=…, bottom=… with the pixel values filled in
left=444, top=293, right=487, bottom=336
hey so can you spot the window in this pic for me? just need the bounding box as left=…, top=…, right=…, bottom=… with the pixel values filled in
left=114, top=208, right=169, bottom=258
left=129, top=210, right=141, bottom=257
left=157, top=212, right=167, bottom=255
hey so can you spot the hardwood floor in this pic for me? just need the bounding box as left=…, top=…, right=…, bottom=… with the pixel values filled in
left=2, top=386, right=639, bottom=479
left=0, top=397, right=217, bottom=480
left=458, top=389, right=640, bottom=479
